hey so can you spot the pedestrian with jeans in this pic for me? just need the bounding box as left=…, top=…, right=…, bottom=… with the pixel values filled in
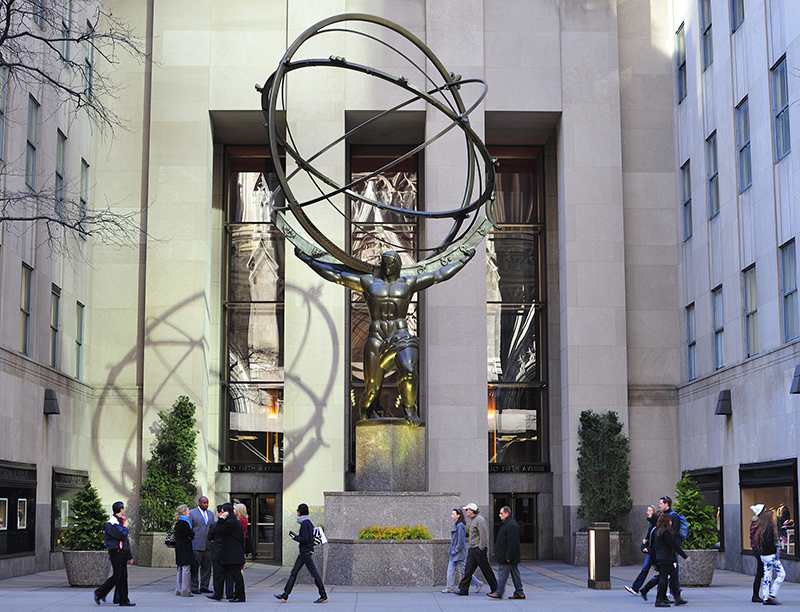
left=442, top=508, right=482, bottom=593
left=455, top=503, right=498, bottom=596
left=755, top=509, right=786, bottom=605
left=274, top=503, right=328, bottom=604
left=626, top=505, right=658, bottom=595
left=94, top=501, right=135, bottom=607
left=487, top=506, right=525, bottom=600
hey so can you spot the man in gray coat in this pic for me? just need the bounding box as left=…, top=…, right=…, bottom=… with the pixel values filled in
left=189, top=496, right=215, bottom=593
left=455, top=503, right=498, bottom=596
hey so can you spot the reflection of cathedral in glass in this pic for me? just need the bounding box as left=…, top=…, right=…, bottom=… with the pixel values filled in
left=226, top=169, right=285, bottom=463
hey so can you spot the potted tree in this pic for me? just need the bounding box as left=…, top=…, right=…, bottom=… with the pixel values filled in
left=573, top=410, right=633, bottom=566
left=674, top=474, right=718, bottom=586
left=60, top=480, right=111, bottom=586
left=138, top=395, right=198, bottom=567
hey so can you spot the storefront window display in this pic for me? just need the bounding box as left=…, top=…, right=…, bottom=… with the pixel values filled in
left=685, top=467, right=723, bottom=551
left=740, top=459, right=797, bottom=558
left=0, top=460, right=36, bottom=556
left=51, top=468, right=89, bottom=550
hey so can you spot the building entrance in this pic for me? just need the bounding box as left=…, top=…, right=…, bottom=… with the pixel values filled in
left=492, top=494, right=537, bottom=559
left=230, top=493, right=277, bottom=561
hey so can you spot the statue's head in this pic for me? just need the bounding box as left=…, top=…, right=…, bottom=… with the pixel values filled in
left=380, top=251, right=402, bottom=278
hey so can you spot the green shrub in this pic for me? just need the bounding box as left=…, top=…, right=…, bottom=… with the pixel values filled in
left=357, top=524, right=433, bottom=540
left=673, top=474, right=718, bottom=550
left=60, top=480, right=107, bottom=551
left=139, top=396, right=198, bottom=532
left=576, top=410, right=632, bottom=529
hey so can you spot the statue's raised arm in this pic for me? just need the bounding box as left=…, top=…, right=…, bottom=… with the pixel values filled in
left=412, top=247, right=476, bottom=292
left=295, top=248, right=364, bottom=292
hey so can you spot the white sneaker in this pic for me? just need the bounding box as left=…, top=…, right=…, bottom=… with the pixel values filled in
left=441, top=589, right=454, bottom=593
left=625, top=586, right=638, bottom=595
left=475, top=581, right=483, bottom=593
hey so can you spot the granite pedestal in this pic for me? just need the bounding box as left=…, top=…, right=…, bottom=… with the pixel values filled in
left=354, top=419, right=425, bottom=492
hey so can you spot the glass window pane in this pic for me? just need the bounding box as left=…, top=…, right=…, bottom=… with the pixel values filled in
left=740, top=485, right=796, bottom=557
left=487, top=304, right=542, bottom=383
left=351, top=224, right=416, bottom=267
left=487, top=232, right=540, bottom=303
left=350, top=171, right=417, bottom=225
left=230, top=170, right=283, bottom=223
left=493, top=169, right=538, bottom=224
left=228, top=225, right=284, bottom=302
left=227, top=384, right=283, bottom=463
left=488, top=386, right=543, bottom=463
left=227, top=304, right=284, bottom=383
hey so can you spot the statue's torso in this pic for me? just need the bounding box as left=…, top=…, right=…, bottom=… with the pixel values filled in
left=363, top=276, right=414, bottom=338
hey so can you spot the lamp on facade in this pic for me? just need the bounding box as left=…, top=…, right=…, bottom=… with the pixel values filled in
left=789, top=365, right=800, bottom=394
left=43, top=389, right=60, bottom=415
left=714, top=389, right=732, bottom=416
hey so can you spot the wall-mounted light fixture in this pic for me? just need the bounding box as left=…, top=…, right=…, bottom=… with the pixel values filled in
left=715, top=389, right=731, bottom=416
left=43, top=389, right=60, bottom=415
left=790, top=365, right=800, bottom=394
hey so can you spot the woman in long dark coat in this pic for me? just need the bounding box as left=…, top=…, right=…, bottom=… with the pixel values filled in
left=174, top=504, right=195, bottom=597
left=653, top=513, right=690, bottom=607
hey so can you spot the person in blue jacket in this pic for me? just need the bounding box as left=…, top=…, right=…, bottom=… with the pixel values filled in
left=94, top=501, right=135, bottom=606
left=274, top=503, right=327, bottom=604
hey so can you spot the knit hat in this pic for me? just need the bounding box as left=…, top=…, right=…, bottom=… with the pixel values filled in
left=750, top=504, right=764, bottom=517
left=297, top=503, right=309, bottom=516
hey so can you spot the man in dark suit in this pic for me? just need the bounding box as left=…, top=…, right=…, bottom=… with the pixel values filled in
left=189, top=496, right=215, bottom=593
left=207, top=503, right=245, bottom=602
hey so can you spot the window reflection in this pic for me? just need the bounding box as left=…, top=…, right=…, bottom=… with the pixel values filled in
left=227, top=384, right=283, bottom=463
left=228, top=304, right=284, bottom=383
left=487, top=305, right=541, bottom=384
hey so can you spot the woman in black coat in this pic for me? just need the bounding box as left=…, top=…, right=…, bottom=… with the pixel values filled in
left=174, top=504, right=195, bottom=597
left=653, top=513, right=690, bottom=607
left=213, top=503, right=246, bottom=602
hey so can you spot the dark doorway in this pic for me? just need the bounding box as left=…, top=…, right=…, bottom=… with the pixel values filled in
left=230, top=493, right=277, bottom=561
left=493, top=494, right=537, bottom=560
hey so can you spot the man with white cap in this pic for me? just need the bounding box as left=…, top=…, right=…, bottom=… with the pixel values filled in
left=454, top=503, right=498, bottom=596
left=750, top=504, right=765, bottom=603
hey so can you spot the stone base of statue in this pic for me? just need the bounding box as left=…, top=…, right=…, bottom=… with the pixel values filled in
left=353, top=419, right=425, bottom=492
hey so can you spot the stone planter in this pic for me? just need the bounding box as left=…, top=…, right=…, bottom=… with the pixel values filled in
left=677, top=549, right=718, bottom=586
left=323, top=539, right=449, bottom=586
left=572, top=531, right=633, bottom=567
left=136, top=532, right=175, bottom=568
left=62, top=550, right=111, bottom=587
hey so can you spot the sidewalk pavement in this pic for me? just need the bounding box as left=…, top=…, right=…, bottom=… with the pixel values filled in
left=0, top=559, right=796, bottom=611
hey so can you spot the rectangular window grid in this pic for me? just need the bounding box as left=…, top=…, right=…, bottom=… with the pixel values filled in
left=84, top=21, right=94, bottom=99
left=26, top=96, right=40, bottom=189
left=706, top=132, right=719, bottom=217
left=773, top=57, right=791, bottom=161
left=0, top=67, right=8, bottom=161
left=700, top=0, right=713, bottom=69
left=681, top=160, right=692, bottom=240
left=686, top=303, right=696, bottom=381
left=50, top=285, right=61, bottom=369
left=736, top=98, right=752, bottom=192
left=20, top=265, right=32, bottom=355
left=75, top=302, right=84, bottom=380
left=80, top=159, right=89, bottom=237
left=731, top=0, right=744, bottom=32
left=781, top=241, right=799, bottom=342
left=712, top=286, right=724, bottom=369
left=743, top=266, right=758, bottom=357
left=56, top=130, right=67, bottom=217
left=61, top=0, right=72, bottom=61
left=677, top=24, right=687, bottom=102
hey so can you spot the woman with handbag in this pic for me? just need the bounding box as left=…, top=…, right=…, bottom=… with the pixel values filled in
left=174, top=504, right=195, bottom=597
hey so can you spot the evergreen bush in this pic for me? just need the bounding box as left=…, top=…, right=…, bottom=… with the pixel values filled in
left=357, top=524, right=433, bottom=540
left=673, top=474, right=718, bottom=549
left=139, top=396, right=198, bottom=532
left=60, top=480, right=107, bottom=551
left=576, top=410, right=632, bottom=529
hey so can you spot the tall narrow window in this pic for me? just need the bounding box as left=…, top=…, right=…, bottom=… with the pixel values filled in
left=706, top=132, right=719, bottom=217
left=731, top=0, right=744, bottom=32
left=736, top=98, right=752, bottom=192
left=677, top=23, right=687, bottom=102
left=56, top=130, right=67, bottom=217
left=26, top=96, right=40, bottom=189
left=33, top=0, right=44, bottom=28
left=84, top=21, right=94, bottom=98
left=75, top=302, right=85, bottom=379
left=712, top=286, right=725, bottom=370
left=686, top=303, right=697, bottom=381
left=0, top=67, right=8, bottom=161
left=20, top=265, right=33, bottom=355
left=772, top=57, right=791, bottom=161
left=61, top=0, right=72, bottom=61
left=80, top=159, right=89, bottom=237
left=743, top=266, right=758, bottom=357
left=50, top=285, right=61, bottom=369
left=487, top=149, right=547, bottom=465
left=781, top=241, right=799, bottom=342
left=681, top=160, right=692, bottom=240
left=700, top=0, right=713, bottom=69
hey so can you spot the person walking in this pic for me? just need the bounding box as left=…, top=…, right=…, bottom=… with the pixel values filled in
left=173, top=504, right=195, bottom=597
left=94, top=501, right=135, bottom=607
left=487, top=506, right=525, bottom=600
left=750, top=504, right=765, bottom=603
left=189, top=496, right=215, bottom=594
left=274, top=503, right=327, bottom=604
left=454, top=503, right=498, bottom=596
left=626, top=505, right=658, bottom=595
left=755, top=509, right=786, bottom=605
left=653, top=513, right=690, bottom=608
left=442, top=508, right=482, bottom=593
left=210, top=503, right=246, bottom=602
